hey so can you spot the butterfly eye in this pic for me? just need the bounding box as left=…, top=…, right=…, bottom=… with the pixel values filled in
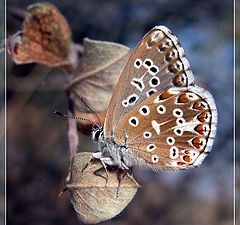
left=134, top=58, right=142, bottom=69
left=149, top=76, right=160, bottom=87
left=173, top=108, right=183, bottom=117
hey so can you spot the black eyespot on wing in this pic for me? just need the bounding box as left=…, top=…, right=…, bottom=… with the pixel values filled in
left=145, top=60, right=151, bottom=66
left=142, top=108, right=147, bottom=113
left=129, top=96, right=137, bottom=103
left=131, top=118, right=137, bottom=125
left=150, top=67, right=157, bottom=73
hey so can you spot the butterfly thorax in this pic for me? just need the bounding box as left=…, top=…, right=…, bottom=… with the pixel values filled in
left=92, top=126, right=138, bottom=170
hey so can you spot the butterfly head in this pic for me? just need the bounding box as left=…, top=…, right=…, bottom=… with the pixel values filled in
left=92, top=125, right=104, bottom=142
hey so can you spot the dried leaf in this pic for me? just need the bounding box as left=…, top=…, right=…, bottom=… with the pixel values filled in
left=66, top=152, right=140, bottom=224
left=7, top=2, right=72, bottom=67
left=66, top=38, right=131, bottom=114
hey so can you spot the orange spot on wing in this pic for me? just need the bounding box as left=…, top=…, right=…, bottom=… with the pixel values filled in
left=160, top=91, right=175, bottom=100
left=178, top=93, right=189, bottom=103
left=197, top=112, right=210, bottom=123
left=194, top=124, right=205, bottom=135
left=177, top=162, right=185, bottom=166
left=183, top=155, right=191, bottom=163
left=192, top=137, right=205, bottom=149
left=193, top=102, right=203, bottom=110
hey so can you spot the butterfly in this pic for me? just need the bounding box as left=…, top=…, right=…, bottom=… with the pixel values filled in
left=91, top=26, right=217, bottom=171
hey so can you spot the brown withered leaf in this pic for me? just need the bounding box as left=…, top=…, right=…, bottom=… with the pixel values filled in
left=66, top=152, right=140, bottom=224
left=66, top=38, right=131, bottom=115
left=7, top=2, right=72, bottom=67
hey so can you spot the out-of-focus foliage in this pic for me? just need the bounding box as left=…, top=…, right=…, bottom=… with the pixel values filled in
left=8, top=3, right=72, bottom=66
left=7, top=0, right=234, bottom=225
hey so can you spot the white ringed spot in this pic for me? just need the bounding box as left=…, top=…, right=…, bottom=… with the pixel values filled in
left=166, top=137, right=175, bottom=145
left=148, top=65, right=159, bottom=75
left=143, top=58, right=153, bottom=68
left=173, top=108, right=183, bottom=117
left=169, top=146, right=179, bottom=159
left=151, top=155, right=159, bottom=163
left=157, top=105, right=166, bottom=114
left=149, top=76, right=160, bottom=87
left=122, top=100, right=128, bottom=107
left=186, top=92, right=199, bottom=100
left=139, top=105, right=150, bottom=116
left=134, top=58, right=142, bottom=69
left=129, top=116, right=139, bottom=127
left=147, top=144, right=156, bottom=152
left=127, top=94, right=139, bottom=105
left=143, top=131, right=152, bottom=139
left=174, top=128, right=183, bottom=136
left=176, top=117, right=186, bottom=125
left=146, top=89, right=157, bottom=97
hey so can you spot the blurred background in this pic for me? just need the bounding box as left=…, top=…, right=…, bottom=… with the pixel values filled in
left=6, top=0, right=235, bottom=225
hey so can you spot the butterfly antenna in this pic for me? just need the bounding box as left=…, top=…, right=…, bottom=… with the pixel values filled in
left=53, top=111, right=98, bottom=126
left=73, top=91, right=102, bottom=126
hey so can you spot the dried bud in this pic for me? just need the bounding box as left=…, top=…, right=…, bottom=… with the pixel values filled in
left=66, top=38, right=131, bottom=129
left=66, top=152, right=140, bottom=224
left=8, top=2, right=72, bottom=67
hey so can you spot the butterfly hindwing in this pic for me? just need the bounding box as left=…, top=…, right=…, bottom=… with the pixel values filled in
left=113, top=86, right=217, bottom=170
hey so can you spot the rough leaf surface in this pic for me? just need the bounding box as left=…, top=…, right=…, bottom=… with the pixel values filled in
left=67, top=38, right=131, bottom=114
left=7, top=2, right=72, bottom=66
left=66, top=152, right=140, bottom=224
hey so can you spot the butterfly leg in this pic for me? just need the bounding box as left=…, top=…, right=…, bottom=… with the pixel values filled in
left=116, top=170, right=129, bottom=198
left=81, top=152, right=103, bottom=173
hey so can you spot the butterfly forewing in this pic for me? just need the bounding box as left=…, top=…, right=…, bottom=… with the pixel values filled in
left=113, top=86, right=217, bottom=170
left=104, top=26, right=195, bottom=138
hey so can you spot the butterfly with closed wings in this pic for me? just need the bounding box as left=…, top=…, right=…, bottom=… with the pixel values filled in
left=91, top=26, right=217, bottom=172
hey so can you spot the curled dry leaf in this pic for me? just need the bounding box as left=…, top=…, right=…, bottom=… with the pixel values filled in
left=66, top=38, right=131, bottom=127
left=66, top=152, right=140, bottom=224
left=7, top=2, right=72, bottom=67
